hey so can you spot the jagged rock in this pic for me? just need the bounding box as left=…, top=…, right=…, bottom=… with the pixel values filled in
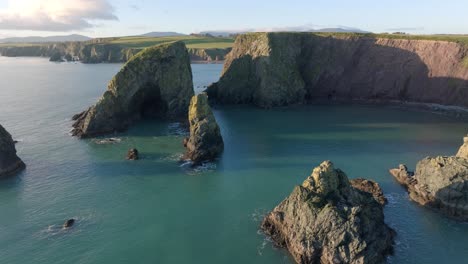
left=261, top=161, right=394, bottom=264
left=72, top=42, right=194, bottom=138
left=350, top=178, right=387, bottom=205
left=390, top=136, right=468, bottom=221
left=184, top=93, right=224, bottom=164
left=207, top=32, right=468, bottom=108
left=0, top=124, right=25, bottom=178
left=456, top=135, right=468, bottom=158
left=63, top=219, right=75, bottom=228
left=126, top=149, right=139, bottom=160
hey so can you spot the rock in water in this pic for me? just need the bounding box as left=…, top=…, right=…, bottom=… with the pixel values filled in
left=184, top=93, right=224, bottom=164
left=72, top=41, right=194, bottom=138
left=390, top=135, right=468, bottom=221
left=0, top=124, right=25, bottom=178
left=350, top=178, right=387, bottom=205
left=63, top=219, right=75, bottom=228
left=126, top=148, right=139, bottom=160
left=261, top=161, right=394, bottom=264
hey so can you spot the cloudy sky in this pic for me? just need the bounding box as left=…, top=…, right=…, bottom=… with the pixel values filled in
left=0, top=0, right=467, bottom=37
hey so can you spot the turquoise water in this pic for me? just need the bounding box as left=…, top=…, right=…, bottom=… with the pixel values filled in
left=0, top=57, right=467, bottom=264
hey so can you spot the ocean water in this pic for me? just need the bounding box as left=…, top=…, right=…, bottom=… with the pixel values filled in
left=0, top=57, right=467, bottom=264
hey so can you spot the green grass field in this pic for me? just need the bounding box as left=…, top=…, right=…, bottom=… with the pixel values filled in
left=0, top=35, right=235, bottom=49
left=104, top=35, right=234, bottom=49
left=313, top=32, right=468, bottom=46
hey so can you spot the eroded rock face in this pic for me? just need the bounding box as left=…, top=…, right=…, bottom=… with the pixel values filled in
left=350, top=178, right=387, bottom=205
left=208, top=33, right=468, bottom=108
left=72, top=41, right=194, bottom=138
left=261, top=161, right=394, bottom=264
left=390, top=136, right=468, bottom=221
left=184, top=93, right=223, bottom=164
left=0, top=124, right=25, bottom=178
left=457, top=135, right=468, bottom=158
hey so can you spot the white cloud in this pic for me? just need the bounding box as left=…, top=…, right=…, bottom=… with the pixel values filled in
left=0, top=0, right=118, bottom=31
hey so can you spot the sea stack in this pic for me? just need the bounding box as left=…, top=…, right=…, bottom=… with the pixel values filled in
left=390, top=135, right=468, bottom=221
left=184, top=93, right=224, bottom=164
left=261, top=161, right=394, bottom=264
left=72, top=41, right=194, bottom=138
left=0, top=124, right=25, bottom=178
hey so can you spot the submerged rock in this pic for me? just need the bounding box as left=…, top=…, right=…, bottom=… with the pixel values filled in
left=390, top=136, right=468, bottom=221
left=72, top=41, right=194, bottom=138
left=350, top=178, right=387, bottom=205
left=184, top=93, right=224, bottom=164
left=126, top=148, right=139, bottom=160
left=0, top=124, right=25, bottom=178
left=261, top=161, right=394, bottom=264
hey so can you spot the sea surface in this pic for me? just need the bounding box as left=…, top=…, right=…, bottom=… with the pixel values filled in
left=0, top=57, right=467, bottom=264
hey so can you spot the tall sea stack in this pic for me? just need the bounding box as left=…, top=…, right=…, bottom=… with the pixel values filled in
left=184, top=93, right=224, bottom=164
left=72, top=41, right=194, bottom=138
left=0, top=124, right=25, bottom=178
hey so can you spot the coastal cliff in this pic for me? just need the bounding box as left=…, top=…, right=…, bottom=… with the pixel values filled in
left=72, top=41, right=194, bottom=138
left=0, top=42, right=231, bottom=64
left=0, top=124, right=25, bottom=178
left=207, top=33, right=468, bottom=108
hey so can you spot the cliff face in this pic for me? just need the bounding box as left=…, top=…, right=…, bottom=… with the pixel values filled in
left=72, top=42, right=194, bottom=138
left=0, top=124, right=25, bottom=178
left=261, top=161, right=394, bottom=264
left=207, top=33, right=468, bottom=108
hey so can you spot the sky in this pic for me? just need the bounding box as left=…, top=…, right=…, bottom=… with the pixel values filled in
left=0, top=0, right=467, bottom=38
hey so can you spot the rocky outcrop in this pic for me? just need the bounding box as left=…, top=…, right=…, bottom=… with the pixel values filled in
left=184, top=93, right=224, bottom=164
left=0, top=124, right=25, bottom=178
left=261, top=161, right=394, bottom=264
left=350, top=178, right=387, bottom=205
left=207, top=32, right=468, bottom=108
left=72, top=42, right=194, bottom=138
left=390, top=136, right=468, bottom=221
left=126, top=149, right=139, bottom=160
left=188, top=48, right=232, bottom=62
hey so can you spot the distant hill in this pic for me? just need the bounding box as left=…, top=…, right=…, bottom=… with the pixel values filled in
left=198, top=26, right=369, bottom=37
left=139, top=32, right=186, bottom=37
left=311, top=28, right=370, bottom=33
left=0, top=34, right=92, bottom=43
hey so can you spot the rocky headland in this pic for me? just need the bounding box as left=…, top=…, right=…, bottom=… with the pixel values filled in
left=261, top=161, right=394, bottom=264
left=184, top=93, right=224, bottom=164
left=390, top=135, right=468, bottom=221
left=207, top=33, right=468, bottom=112
left=72, top=41, right=194, bottom=138
left=0, top=124, right=25, bottom=178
